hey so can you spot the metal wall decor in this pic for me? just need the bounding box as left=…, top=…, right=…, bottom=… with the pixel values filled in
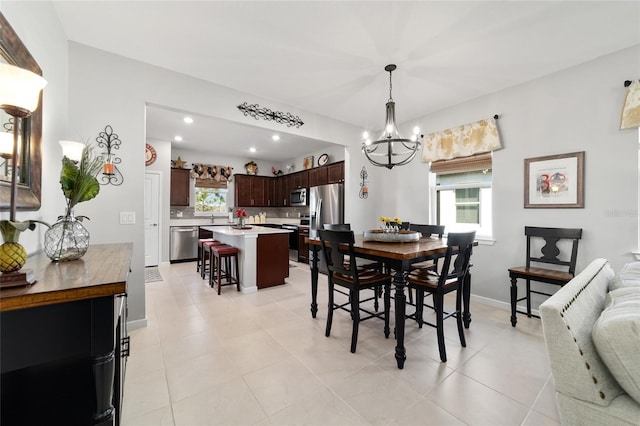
left=96, top=125, right=124, bottom=186
left=237, top=102, right=304, bottom=128
left=359, top=166, right=368, bottom=199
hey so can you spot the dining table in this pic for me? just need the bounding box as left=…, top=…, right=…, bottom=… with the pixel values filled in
left=306, top=235, right=474, bottom=369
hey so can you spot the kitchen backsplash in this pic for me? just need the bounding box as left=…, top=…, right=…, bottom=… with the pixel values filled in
left=170, top=206, right=309, bottom=220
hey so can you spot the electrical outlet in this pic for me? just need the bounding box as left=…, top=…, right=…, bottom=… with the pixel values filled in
left=120, top=212, right=136, bottom=224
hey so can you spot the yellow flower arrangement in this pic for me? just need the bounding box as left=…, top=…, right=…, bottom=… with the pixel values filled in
left=379, top=216, right=402, bottom=231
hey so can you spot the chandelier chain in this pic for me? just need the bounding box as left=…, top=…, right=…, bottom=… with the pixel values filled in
left=388, top=69, right=393, bottom=102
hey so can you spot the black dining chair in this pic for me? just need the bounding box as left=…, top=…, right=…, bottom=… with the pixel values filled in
left=405, top=231, right=476, bottom=362
left=508, top=226, right=582, bottom=326
left=318, top=229, right=393, bottom=353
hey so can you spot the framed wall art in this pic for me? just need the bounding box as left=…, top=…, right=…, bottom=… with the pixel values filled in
left=303, top=156, right=314, bottom=170
left=524, top=151, right=584, bottom=208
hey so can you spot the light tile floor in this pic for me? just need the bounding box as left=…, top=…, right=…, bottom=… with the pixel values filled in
left=122, top=261, right=560, bottom=426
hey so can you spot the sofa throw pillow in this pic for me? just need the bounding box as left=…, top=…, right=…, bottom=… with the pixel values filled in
left=592, top=287, right=640, bottom=404
left=609, top=262, right=640, bottom=291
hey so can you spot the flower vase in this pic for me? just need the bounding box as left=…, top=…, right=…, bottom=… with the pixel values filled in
left=44, top=209, right=90, bottom=261
left=237, top=217, right=245, bottom=228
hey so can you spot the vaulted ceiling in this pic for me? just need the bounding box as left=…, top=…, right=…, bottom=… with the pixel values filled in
left=52, top=1, right=640, bottom=160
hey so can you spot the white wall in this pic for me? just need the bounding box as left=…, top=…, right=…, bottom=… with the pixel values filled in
left=375, top=45, right=640, bottom=306
left=0, top=3, right=69, bottom=251
left=66, top=42, right=361, bottom=324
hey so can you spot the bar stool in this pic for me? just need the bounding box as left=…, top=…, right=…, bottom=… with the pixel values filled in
left=201, top=240, right=226, bottom=279
left=197, top=238, right=215, bottom=274
left=209, top=244, right=240, bottom=294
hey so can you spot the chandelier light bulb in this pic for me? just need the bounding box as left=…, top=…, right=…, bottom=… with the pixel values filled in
left=365, top=138, right=372, bottom=146
left=413, top=126, right=420, bottom=134
left=362, top=131, right=369, bottom=140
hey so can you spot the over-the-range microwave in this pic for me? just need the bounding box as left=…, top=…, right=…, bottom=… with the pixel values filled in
left=290, top=188, right=307, bottom=206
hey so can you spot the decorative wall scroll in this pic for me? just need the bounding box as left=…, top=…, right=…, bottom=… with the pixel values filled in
left=524, top=151, right=584, bottom=208
left=97, top=125, right=123, bottom=186
left=191, top=163, right=233, bottom=183
left=237, top=102, right=304, bottom=128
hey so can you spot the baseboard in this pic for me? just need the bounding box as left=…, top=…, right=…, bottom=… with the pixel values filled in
left=127, top=318, right=148, bottom=330
left=469, top=294, right=540, bottom=317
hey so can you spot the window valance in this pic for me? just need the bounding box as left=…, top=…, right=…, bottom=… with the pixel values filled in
left=421, top=117, right=502, bottom=163
left=620, top=80, right=640, bottom=130
left=191, top=163, right=233, bottom=187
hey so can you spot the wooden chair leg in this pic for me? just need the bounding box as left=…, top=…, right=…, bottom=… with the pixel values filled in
left=384, top=283, right=391, bottom=338
left=510, top=277, right=518, bottom=327
left=525, top=279, right=532, bottom=317
left=416, top=289, right=425, bottom=329
left=350, top=288, right=360, bottom=353
left=234, top=253, right=240, bottom=291
left=325, top=281, right=334, bottom=337
left=434, top=292, right=447, bottom=362
left=456, top=288, right=466, bottom=348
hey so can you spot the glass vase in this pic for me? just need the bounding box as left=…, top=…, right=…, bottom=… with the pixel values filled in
left=237, top=217, right=245, bottom=228
left=44, top=209, right=90, bottom=261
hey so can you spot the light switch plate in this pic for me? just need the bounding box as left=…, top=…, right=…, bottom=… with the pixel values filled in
left=120, top=211, right=136, bottom=224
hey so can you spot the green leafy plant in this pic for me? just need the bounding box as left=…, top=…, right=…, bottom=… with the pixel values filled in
left=59, top=144, right=104, bottom=217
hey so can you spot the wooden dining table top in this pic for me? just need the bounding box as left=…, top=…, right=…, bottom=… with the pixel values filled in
left=306, top=235, right=450, bottom=261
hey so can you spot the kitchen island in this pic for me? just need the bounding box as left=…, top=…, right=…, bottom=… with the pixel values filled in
left=201, top=225, right=291, bottom=292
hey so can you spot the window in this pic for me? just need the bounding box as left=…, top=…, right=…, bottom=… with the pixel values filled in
left=195, top=186, right=228, bottom=214
left=431, top=153, right=493, bottom=239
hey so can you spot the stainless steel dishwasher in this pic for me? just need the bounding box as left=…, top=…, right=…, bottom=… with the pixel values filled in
left=170, top=226, right=198, bottom=263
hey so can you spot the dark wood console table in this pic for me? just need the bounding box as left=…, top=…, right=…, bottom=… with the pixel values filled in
left=0, top=243, right=132, bottom=426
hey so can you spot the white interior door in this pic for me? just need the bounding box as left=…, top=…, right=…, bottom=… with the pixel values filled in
left=144, top=172, right=161, bottom=266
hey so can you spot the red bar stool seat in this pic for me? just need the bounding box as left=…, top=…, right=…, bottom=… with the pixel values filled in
left=201, top=240, right=226, bottom=279
left=197, top=238, right=216, bottom=274
left=209, top=245, right=240, bottom=294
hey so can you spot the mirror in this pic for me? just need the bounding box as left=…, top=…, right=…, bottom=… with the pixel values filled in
left=0, top=12, right=43, bottom=211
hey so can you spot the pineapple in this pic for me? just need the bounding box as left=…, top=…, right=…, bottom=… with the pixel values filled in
left=0, top=220, right=49, bottom=273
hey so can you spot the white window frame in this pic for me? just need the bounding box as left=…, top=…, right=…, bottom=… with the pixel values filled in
left=429, top=171, right=495, bottom=244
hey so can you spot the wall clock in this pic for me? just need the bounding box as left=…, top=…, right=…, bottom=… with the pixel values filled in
left=318, top=153, right=329, bottom=166
left=145, top=144, right=156, bottom=166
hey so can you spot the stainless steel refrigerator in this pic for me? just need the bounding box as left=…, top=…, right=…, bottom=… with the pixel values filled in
left=309, top=183, right=344, bottom=273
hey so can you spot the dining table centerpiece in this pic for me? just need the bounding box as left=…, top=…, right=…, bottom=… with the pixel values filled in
left=363, top=216, right=419, bottom=242
left=44, top=144, right=104, bottom=261
left=380, top=216, right=402, bottom=233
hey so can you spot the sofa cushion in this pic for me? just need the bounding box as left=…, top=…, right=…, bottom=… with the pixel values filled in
left=609, top=262, right=640, bottom=291
left=592, top=286, right=640, bottom=404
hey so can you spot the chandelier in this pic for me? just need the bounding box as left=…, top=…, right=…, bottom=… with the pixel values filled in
left=362, top=64, right=422, bottom=170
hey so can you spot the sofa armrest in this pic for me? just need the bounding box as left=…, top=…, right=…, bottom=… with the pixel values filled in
left=540, top=258, right=624, bottom=406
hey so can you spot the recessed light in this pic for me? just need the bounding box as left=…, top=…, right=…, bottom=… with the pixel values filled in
left=183, top=116, right=193, bottom=124
left=272, top=134, right=280, bottom=141
left=249, top=147, right=256, bottom=153
left=174, top=136, right=183, bottom=142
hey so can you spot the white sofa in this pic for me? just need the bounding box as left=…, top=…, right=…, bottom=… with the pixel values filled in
left=540, top=258, right=640, bottom=426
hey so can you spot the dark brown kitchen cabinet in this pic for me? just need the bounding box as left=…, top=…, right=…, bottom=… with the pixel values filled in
left=327, top=161, right=344, bottom=183
left=234, top=174, right=268, bottom=207
left=291, top=170, right=308, bottom=189
left=170, top=168, right=191, bottom=206
left=308, top=167, right=328, bottom=187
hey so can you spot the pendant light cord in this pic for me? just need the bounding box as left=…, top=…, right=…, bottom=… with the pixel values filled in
left=388, top=69, right=393, bottom=102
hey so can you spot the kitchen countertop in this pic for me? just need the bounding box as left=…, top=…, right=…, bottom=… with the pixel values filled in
left=170, top=217, right=306, bottom=227
left=201, top=225, right=292, bottom=236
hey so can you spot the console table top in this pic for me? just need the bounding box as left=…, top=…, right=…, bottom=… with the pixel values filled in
left=0, top=243, right=132, bottom=312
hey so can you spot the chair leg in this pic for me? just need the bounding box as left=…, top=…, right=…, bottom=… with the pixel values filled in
left=510, top=276, right=518, bottom=327
left=456, top=288, right=466, bottom=348
left=525, top=279, right=532, bottom=317
left=434, top=292, right=447, bottom=362
left=325, top=281, right=334, bottom=337
left=384, top=283, right=391, bottom=338
left=416, top=289, right=425, bottom=329
left=374, top=288, right=379, bottom=311
left=350, top=288, right=360, bottom=353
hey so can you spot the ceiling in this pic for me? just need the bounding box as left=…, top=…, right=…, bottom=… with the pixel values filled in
left=51, top=1, right=640, bottom=161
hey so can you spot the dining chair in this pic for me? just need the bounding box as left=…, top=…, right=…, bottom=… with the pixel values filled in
left=508, top=226, right=582, bottom=326
left=318, top=229, right=393, bottom=353
left=405, top=231, right=476, bottom=362
left=408, top=224, right=445, bottom=270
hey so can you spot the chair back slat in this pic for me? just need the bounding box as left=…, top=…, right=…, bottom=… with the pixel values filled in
left=524, top=227, right=582, bottom=274
left=323, top=223, right=351, bottom=231
left=444, top=232, right=476, bottom=284
left=409, top=224, right=445, bottom=238
left=318, top=229, right=356, bottom=278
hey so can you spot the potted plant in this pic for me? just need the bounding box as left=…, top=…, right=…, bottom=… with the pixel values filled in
left=0, top=219, right=49, bottom=273
left=44, top=145, right=104, bottom=261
